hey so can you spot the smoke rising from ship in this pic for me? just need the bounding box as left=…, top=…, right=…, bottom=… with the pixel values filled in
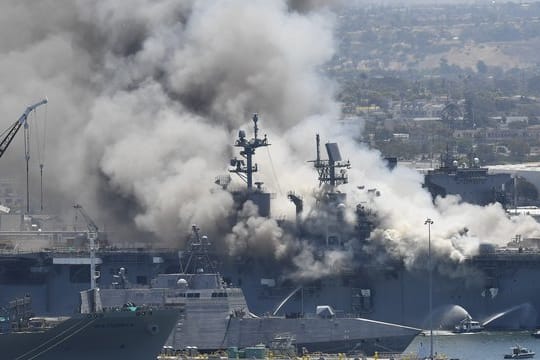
left=0, top=0, right=335, bottom=239
left=1, top=0, right=540, bottom=281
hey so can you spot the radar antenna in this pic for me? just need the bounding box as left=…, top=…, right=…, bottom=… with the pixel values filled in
left=309, top=134, right=350, bottom=188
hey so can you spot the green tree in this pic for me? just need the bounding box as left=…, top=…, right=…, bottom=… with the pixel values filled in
left=507, top=121, right=528, bottom=130
left=373, top=128, right=392, bottom=142
left=528, top=75, right=540, bottom=94
left=475, top=143, right=496, bottom=164
left=517, top=177, right=538, bottom=201
left=529, top=116, right=540, bottom=125
left=476, top=60, right=488, bottom=74
left=456, top=138, right=473, bottom=154
left=508, top=139, right=530, bottom=159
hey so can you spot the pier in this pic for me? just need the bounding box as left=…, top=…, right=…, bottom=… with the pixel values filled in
left=157, top=350, right=444, bottom=360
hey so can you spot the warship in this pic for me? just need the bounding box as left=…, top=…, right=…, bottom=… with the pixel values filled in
left=211, top=115, right=537, bottom=331
left=423, top=150, right=512, bottom=206
left=97, top=225, right=421, bottom=355
left=0, top=289, right=180, bottom=360
left=0, top=113, right=538, bottom=335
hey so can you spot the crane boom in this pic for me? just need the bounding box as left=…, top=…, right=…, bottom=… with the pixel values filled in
left=73, top=203, right=99, bottom=290
left=0, top=99, right=47, bottom=159
left=73, top=203, right=99, bottom=234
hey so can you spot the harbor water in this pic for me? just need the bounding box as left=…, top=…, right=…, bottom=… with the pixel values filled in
left=405, top=331, right=540, bottom=360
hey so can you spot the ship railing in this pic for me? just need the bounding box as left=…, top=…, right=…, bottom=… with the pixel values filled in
left=302, top=352, right=422, bottom=360
left=101, top=304, right=162, bottom=313
left=289, top=311, right=363, bottom=319
left=0, top=245, right=182, bottom=255
left=87, top=245, right=181, bottom=253
left=0, top=248, right=41, bottom=255
left=374, top=352, right=422, bottom=360
left=473, top=250, right=540, bottom=260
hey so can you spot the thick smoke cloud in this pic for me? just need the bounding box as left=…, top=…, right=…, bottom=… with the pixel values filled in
left=0, top=0, right=336, bottom=245
left=1, top=0, right=540, bottom=282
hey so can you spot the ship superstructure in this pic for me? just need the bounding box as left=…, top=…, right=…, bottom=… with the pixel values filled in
left=98, top=226, right=421, bottom=356
left=306, top=134, right=353, bottom=246
left=212, top=117, right=536, bottom=331
left=226, top=113, right=271, bottom=217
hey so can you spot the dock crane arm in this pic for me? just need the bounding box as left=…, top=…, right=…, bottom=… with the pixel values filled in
left=0, top=99, right=48, bottom=159
left=73, top=204, right=99, bottom=235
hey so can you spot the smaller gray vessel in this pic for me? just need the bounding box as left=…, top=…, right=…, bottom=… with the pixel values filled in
left=423, top=150, right=511, bottom=206
left=99, top=226, right=421, bottom=356
left=0, top=290, right=180, bottom=360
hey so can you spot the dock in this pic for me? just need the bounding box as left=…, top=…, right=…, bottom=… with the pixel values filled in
left=157, top=351, right=444, bottom=360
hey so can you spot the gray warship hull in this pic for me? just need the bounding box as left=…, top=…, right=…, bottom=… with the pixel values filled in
left=0, top=307, right=179, bottom=360
left=101, top=282, right=421, bottom=354
left=2, top=246, right=540, bottom=331
left=225, top=253, right=540, bottom=330
left=221, top=317, right=419, bottom=354
left=98, top=256, right=421, bottom=357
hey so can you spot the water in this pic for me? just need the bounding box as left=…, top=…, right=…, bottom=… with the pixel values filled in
left=405, top=331, right=539, bottom=360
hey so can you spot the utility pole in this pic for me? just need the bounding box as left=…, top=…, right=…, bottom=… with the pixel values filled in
left=73, top=204, right=99, bottom=290
left=425, top=218, right=434, bottom=360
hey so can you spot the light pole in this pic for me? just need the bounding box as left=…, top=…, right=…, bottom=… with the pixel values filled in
left=424, top=218, right=434, bottom=360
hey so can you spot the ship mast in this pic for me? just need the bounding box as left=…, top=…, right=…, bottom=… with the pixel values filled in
left=309, top=134, right=350, bottom=189
left=307, top=135, right=351, bottom=247
left=229, top=114, right=270, bottom=191
left=180, top=225, right=216, bottom=275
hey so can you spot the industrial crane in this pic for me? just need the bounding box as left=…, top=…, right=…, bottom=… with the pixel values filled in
left=73, top=203, right=100, bottom=289
left=0, top=99, right=48, bottom=213
left=0, top=99, right=47, bottom=159
left=73, top=203, right=99, bottom=236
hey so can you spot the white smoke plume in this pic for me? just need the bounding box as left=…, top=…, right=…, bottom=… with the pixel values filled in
left=1, top=0, right=540, bottom=282
left=225, top=201, right=291, bottom=259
